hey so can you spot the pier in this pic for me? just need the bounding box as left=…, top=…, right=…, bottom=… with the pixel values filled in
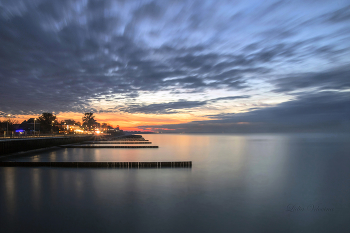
left=110, top=139, right=149, bottom=141
left=0, top=161, right=192, bottom=168
left=61, top=145, right=158, bottom=148
left=0, top=135, right=186, bottom=169
left=83, top=141, right=152, bottom=144
left=0, top=135, right=158, bottom=156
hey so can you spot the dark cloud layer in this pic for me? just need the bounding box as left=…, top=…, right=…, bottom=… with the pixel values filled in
left=140, top=91, right=350, bottom=133
left=120, top=95, right=250, bottom=114
left=0, top=0, right=349, bottom=133
left=273, top=67, right=350, bottom=93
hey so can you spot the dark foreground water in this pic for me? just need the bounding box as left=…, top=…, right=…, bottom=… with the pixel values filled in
left=1, top=134, right=349, bottom=233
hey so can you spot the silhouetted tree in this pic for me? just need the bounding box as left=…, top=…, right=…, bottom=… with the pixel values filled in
left=82, top=112, right=96, bottom=130
left=0, top=120, right=5, bottom=133
left=8, top=119, right=18, bottom=131
left=0, top=118, right=18, bottom=132
left=38, top=113, right=57, bottom=133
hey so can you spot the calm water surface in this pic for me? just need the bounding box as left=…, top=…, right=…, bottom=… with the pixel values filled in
left=1, top=134, right=349, bottom=233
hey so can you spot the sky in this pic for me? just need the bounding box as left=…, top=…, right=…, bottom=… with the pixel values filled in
left=0, top=0, right=349, bottom=132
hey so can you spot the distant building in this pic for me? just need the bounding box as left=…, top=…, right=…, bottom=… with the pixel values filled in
left=18, top=118, right=40, bottom=132
left=59, top=121, right=84, bottom=134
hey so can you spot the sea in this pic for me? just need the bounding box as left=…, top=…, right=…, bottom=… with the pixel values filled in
left=0, top=133, right=349, bottom=233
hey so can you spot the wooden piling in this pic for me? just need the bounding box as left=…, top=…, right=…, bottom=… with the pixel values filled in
left=0, top=161, right=192, bottom=168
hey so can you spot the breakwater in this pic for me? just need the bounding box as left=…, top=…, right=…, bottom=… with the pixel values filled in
left=0, top=161, right=192, bottom=168
left=109, top=138, right=149, bottom=141
left=84, top=141, right=152, bottom=144
left=61, top=145, right=158, bottom=148
left=0, top=136, right=93, bottom=155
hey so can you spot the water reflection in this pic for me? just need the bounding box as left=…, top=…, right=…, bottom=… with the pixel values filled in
left=3, top=167, right=16, bottom=216
left=0, top=134, right=349, bottom=232
left=49, top=151, right=57, bottom=162
left=63, top=148, right=68, bottom=161
left=32, top=168, right=41, bottom=212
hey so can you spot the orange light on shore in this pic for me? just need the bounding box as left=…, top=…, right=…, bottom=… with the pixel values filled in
left=12, top=111, right=209, bottom=133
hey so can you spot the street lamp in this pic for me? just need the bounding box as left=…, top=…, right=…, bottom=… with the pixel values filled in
left=6, top=114, right=11, bottom=137
left=52, top=120, right=54, bottom=134
left=34, top=118, right=36, bottom=136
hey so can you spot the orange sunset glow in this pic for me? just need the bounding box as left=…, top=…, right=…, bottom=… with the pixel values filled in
left=6, top=112, right=211, bottom=132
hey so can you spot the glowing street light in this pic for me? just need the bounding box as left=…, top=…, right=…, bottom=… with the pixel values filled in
left=6, top=114, right=11, bottom=137
left=34, top=118, right=36, bottom=136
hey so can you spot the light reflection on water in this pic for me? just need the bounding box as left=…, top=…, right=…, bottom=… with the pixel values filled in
left=32, top=168, right=41, bottom=212
left=3, top=167, right=16, bottom=217
left=0, top=134, right=349, bottom=232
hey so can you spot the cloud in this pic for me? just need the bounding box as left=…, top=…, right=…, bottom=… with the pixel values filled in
left=210, top=95, right=250, bottom=102
left=133, top=1, right=163, bottom=21
left=0, top=0, right=349, bottom=130
left=139, top=91, right=350, bottom=133
left=324, top=5, right=350, bottom=23
left=119, top=95, right=250, bottom=114
left=273, top=67, right=350, bottom=93
left=120, top=100, right=205, bottom=114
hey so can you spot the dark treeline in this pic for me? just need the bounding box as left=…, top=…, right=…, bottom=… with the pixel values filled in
left=0, top=118, right=19, bottom=132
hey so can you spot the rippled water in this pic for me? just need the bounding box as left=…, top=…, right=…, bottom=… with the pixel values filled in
left=1, top=134, right=349, bottom=232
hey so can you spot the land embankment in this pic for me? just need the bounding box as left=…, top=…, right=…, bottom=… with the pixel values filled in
left=0, top=136, right=93, bottom=156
